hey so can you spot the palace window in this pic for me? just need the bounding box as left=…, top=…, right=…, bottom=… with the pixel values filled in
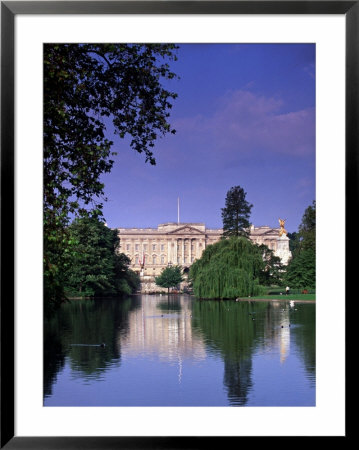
left=152, top=244, right=156, bottom=251
left=161, top=244, right=164, bottom=251
left=135, top=244, right=139, bottom=251
left=143, top=244, right=147, bottom=251
left=126, top=244, right=130, bottom=251
left=153, top=256, right=157, bottom=265
left=161, top=255, right=165, bottom=264
left=184, top=257, right=187, bottom=263
left=135, top=255, right=139, bottom=264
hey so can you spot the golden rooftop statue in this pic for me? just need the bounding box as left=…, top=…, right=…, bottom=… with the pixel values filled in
left=278, top=218, right=287, bottom=237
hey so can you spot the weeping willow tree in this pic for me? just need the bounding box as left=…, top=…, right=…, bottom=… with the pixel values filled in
left=189, top=237, right=266, bottom=299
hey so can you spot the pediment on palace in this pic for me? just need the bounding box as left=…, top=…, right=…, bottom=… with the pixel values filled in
left=252, top=228, right=279, bottom=237
left=168, top=226, right=205, bottom=235
left=262, top=229, right=279, bottom=236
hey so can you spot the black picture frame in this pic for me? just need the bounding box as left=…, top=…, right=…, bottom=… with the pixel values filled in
left=1, top=1, right=353, bottom=447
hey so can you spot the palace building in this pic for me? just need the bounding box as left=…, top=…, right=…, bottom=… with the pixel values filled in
left=117, top=222, right=292, bottom=292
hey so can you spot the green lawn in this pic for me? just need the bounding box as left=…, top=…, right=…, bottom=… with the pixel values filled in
left=246, top=293, right=315, bottom=301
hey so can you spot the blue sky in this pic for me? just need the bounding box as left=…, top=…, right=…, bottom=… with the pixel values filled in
left=101, top=44, right=315, bottom=233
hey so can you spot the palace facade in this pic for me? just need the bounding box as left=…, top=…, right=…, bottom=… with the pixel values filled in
left=117, top=222, right=292, bottom=292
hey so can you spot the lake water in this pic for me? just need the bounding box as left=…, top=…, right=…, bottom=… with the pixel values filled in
left=44, top=294, right=315, bottom=406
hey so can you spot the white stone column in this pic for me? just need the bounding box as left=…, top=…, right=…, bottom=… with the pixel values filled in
left=189, top=239, right=192, bottom=263
left=182, top=239, right=184, bottom=265
left=167, top=240, right=171, bottom=265
left=174, top=239, right=178, bottom=264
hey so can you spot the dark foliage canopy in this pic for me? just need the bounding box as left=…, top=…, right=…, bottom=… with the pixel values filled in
left=43, top=43, right=178, bottom=309
left=64, top=217, right=140, bottom=298
left=44, top=43, right=178, bottom=223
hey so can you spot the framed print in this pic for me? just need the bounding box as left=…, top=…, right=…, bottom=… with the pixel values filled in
left=1, top=1, right=353, bottom=447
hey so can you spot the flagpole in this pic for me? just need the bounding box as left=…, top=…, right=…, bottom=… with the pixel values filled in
left=177, top=197, right=180, bottom=225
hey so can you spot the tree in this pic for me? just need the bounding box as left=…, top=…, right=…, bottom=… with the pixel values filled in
left=221, top=186, right=253, bottom=237
left=284, top=201, right=316, bottom=289
left=64, top=217, right=140, bottom=297
left=44, top=44, right=178, bottom=309
left=155, top=266, right=183, bottom=294
left=189, top=237, right=266, bottom=299
left=298, top=200, right=316, bottom=252
left=256, top=244, right=284, bottom=286
left=287, top=231, right=301, bottom=257
left=284, top=250, right=315, bottom=289
left=114, top=253, right=141, bottom=295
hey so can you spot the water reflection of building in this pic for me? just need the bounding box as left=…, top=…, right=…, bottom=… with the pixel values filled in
left=262, top=302, right=291, bottom=364
left=279, top=306, right=291, bottom=364
left=118, top=296, right=206, bottom=366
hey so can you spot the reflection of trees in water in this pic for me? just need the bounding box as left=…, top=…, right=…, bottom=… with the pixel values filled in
left=224, top=358, right=253, bottom=406
left=43, top=327, right=66, bottom=399
left=44, top=296, right=140, bottom=399
left=192, top=301, right=267, bottom=405
left=261, top=301, right=315, bottom=381
left=44, top=296, right=316, bottom=402
left=192, top=300, right=316, bottom=404
left=260, top=301, right=315, bottom=380
left=289, top=303, right=316, bottom=382
left=156, top=295, right=183, bottom=312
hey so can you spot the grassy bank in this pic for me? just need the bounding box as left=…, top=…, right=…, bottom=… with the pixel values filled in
left=245, top=293, right=315, bottom=301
